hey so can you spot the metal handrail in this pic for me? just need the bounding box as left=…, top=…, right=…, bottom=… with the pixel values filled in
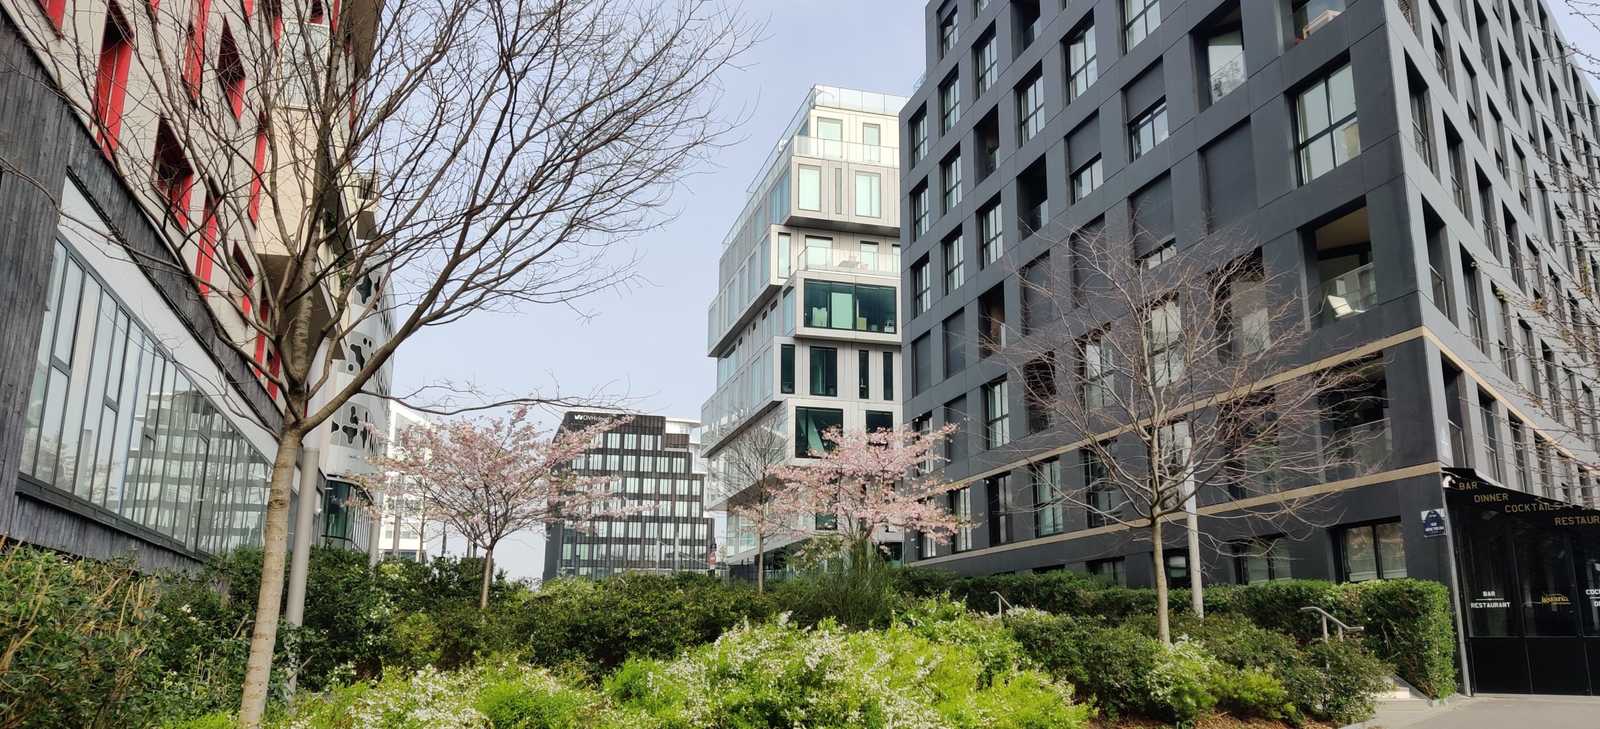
left=1299, top=606, right=1365, bottom=641
left=992, top=591, right=1016, bottom=616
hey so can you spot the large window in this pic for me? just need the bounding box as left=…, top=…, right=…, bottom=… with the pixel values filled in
left=780, top=344, right=795, bottom=394
left=952, top=486, right=973, bottom=551
left=910, top=109, right=928, bottom=163
left=1294, top=64, right=1360, bottom=184
left=1128, top=100, right=1169, bottom=159
left=866, top=410, right=894, bottom=432
left=940, top=75, right=961, bottom=132
left=795, top=407, right=844, bottom=458
left=944, top=234, right=965, bottom=293
left=979, top=200, right=1004, bottom=265
left=93, top=7, right=134, bottom=155
left=1080, top=332, right=1113, bottom=408
left=798, top=165, right=822, bottom=211
left=1084, top=447, right=1119, bottom=526
left=913, top=258, right=932, bottom=315
left=1088, top=557, right=1126, bottom=585
left=912, top=184, right=931, bottom=239
left=1124, top=0, right=1160, bottom=48
left=976, top=29, right=998, bottom=94
left=1067, top=24, right=1098, bottom=100
left=984, top=379, right=1011, bottom=448
left=942, top=155, right=963, bottom=211
left=1018, top=70, right=1045, bottom=141
left=802, top=281, right=897, bottom=333
left=1233, top=538, right=1292, bottom=583
left=1146, top=298, right=1183, bottom=385
left=883, top=351, right=895, bottom=401
left=1033, top=459, right=1065, bottom=536
left=854, top=172, right=881, bottom=218
left=1072, top=155, right=1103, bottom=201
left=859, top=350, right=871, bottom=398
left=1338, top=520, right=1407, bottom=582
left=809, top=346, right=838, bottom=397
left=20, top=241, right=271, bottom=554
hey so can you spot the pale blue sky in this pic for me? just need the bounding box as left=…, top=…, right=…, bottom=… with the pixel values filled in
left=391, top=1, right=926, bottom=578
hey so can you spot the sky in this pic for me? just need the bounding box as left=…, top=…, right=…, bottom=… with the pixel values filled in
left=389, top=1, right=926, bottom=579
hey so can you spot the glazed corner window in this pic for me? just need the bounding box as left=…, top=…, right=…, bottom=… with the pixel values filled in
left=803, top=281, right=897, bottom=334
left=809, top=346, right=838, bottom=397
left=1128, top=99, right=1169, bottom=159
left=93, top=6, right=135, bottom=155
left=153, top=121, right=196, bottom=229
left=794, top=407, right=844, bottom=458
left=1292, top=0, right=1346, bottom=41
left=1294, top=64, right=1360, bottom=184
left=1123, top=0, right=1161, bottom=49
left=1338, top=520, right=1407, bottom=582
left=797, top=165, right=822, bottom=211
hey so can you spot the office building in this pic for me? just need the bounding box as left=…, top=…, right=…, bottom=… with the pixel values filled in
left=902, top=0, right=1600, bottom=694
left=543, top=411, right=714, bottom=579
left=0, top=0, right=385, bottom=569
left=700, top=86, right=907, bottom=581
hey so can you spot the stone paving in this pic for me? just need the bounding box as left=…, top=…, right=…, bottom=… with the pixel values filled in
left=1360, top=695, right=1600, bottom=729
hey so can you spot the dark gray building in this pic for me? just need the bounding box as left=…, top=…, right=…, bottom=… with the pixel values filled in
left=900, top=0, right=1600, bottom=694
left=543, top=411, right=715, bottom=580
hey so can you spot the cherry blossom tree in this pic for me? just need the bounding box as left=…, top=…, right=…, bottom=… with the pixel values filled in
left=770, top=424, right=964, bottom=569
left=368, top=409, right=631, bottom=608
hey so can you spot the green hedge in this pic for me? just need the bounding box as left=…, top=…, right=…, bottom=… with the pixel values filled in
left=905, top=571, right=1458, bottom=698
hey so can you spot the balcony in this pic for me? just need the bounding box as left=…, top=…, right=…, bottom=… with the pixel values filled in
left=1321, top=262, right=1378, bottom=322
left=790, top=135, right=898, bottom=167
left=1325, top=419, right=1391, bottom=480
left=794, top=246, right=900, bottom=276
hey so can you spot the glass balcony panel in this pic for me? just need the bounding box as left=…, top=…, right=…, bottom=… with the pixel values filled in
left=1321, top=262, right=1378, bottom=322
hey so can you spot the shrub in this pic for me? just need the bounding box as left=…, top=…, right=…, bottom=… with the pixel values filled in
left=1345, top=579, right=1457, bottom=697
left=1004, top=610, right=1159, bottom=719
left=1279, top=640, right=1391, bottom=725
left=1213, top=669, right=1295, bottom=722
left=607, top=618, right=1092, bottom=729
left=1148, top=639, right=1220, bottom=724
left=893, top=598, right=1025, bottom=684
left=0, top=547, right=164, bottom=729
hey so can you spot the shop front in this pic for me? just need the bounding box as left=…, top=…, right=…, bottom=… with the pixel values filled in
left=1447, top=478, right=1600, bottom=694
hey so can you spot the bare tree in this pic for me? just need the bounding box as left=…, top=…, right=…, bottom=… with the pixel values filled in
left=712, top=423, right=792, bottom=592
left=994, top=221, right=1382, bottom=643
left=12, top=0, right=753, bottom=723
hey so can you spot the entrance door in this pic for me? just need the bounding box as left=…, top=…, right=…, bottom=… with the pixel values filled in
left=1514, top=526, right=1590, bottom=694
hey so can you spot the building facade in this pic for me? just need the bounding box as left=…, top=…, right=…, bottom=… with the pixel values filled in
left=0, top=0, right=385, bottom=570
left=376, top=402, right=445, bottom=562
left=699, top=86, right=909, bottom=580
left=543, top=411, right=714, bottom=580
left=900, top=0, right=1600, bottom=693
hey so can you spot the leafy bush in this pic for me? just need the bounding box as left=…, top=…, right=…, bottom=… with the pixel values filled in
left=1278, top=639, right=1392, bottom=725
left=1147, top=639, right=1220, bottom=724
left=892, top=598, right=1024, bottom=684
left=606, top=617, right=1092, bottom=729
left=0, top=547, right=164, bottom=728
left=1213, top=669, right=1294, bottom=722
left=1004, top=610, right=1159, bottom=719
left=1344, top=579, right=1457, bottom=698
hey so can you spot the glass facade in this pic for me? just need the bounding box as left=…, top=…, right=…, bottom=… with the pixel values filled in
left=802, top=281, right=897, bottom=333
left=19, top=241, right=271, bottom=554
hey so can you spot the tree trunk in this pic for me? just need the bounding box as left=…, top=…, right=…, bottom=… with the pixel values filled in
left=1152, top=517, right=1171, bottom=645
left=755, top=531, right=765, bottom=593
left=478, top=547, right=494, bottom=610
left=238, top=430, right=304, bottom=728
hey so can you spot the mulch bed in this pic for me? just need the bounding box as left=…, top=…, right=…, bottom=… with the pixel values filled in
left=1095, top=715, right=1335, bottom=729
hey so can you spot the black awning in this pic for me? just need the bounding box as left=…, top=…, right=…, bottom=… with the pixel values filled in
left=1445, top=469, right=1600, bottom=531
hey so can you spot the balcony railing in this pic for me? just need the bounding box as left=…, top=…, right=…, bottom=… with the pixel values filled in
left=790, top=135, right=899, bottom=166
left=1325, top=420, right=1391, bottom=480
left=1209, top=55, right=1246, bottom=102
left=794, top=247, right=901, bottom=275
left=1321, top=262, right=1378, bottom=322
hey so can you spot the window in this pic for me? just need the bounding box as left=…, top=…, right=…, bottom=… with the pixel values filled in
left=942, top=155, right=963, bottom=211
left=1067, top=24, right=1098, bottom=100
left=860, top=350, right=871, bottom=398
left=1205, top=28, right=1245, bottom=103
left=913, top=257, right=932, bottom=315
left=940, top=75, right=961, bottom=133
left=153, top=121, right=195, bottom=229
left=1084, top=447, right=1118, bottom=526
left=975, top=29, right=998, bottom=94
left=883, top=351, right=894, bottom=401
left=1294, top=64, right=1360, bottom=184
left=944, top=311, right=967, bottom=375
left=1124, top=0, right=1160, bottom=48
left=1018, top=69, right=1045, bottom=141
left=1033, top=460, right=1064, bottom=536
left=913, top=335, right=932, bottom=395
left=1080, top=332, right=1113, bottom=408
left=1233, top=538, right=1292, bottom=583
left=1128, top=100, right=1169, bottom=158
left=984, top=379, right=1011, bottom=448
left=1139, top=241, right=1175, bottom=269
left=854, top=172, right=881, bottom=218
left=979, top=285, right=1006, bottom=357
left=1088, top=557, right=1126, bottom=585
left=1165, top=552, right=1190, bottom=584
left=248, top=123, right=269, bottom=222
left=910, top=109, right=929, bottom=163
left=780, top=344, right=795, bottom=394
left=183, top=0, right=213, bottom=97
left=1071, top=156, right=1103, bottom=200
left=803, top=281, right=896, bottom=333
left=1338, top=520, right=1406, bottom=582
left=1292, top=0, right=1344, bottom=40
left=946, top=397, right=969, bottom=463
left=979, top=200, right=1003, bottom=265
left=1146, top=298, right=1183, bottom=385
left=1222, top=258, right=1270, bottom=355
left=795, top=407, right=845, bottom=458
left=912, top=184, right=931, bottom=239
left=944, top=235, right=965, bottom=293
left=952, top=487, right=974, bottom=551
left=1024, top=355, right=1056, bottom=432
left=809, top=346, right=838, bottom=397
left=798, top=165, right=822, bottom=211
left=863, top=123, right=882, bottom=163
left=93, top=6, right=134, bottom=155
left=939, top=8, right=959, bottom=55
left=217, top=25, right=246, bottom=118
left=866, top=411, right=894, bottom=434
left=196, top=192, right=221, bottom=294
